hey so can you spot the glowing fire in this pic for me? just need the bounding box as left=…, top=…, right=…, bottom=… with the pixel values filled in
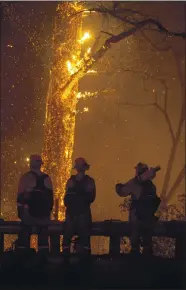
left=77, top=91, right=98, bottom=100
left=66, top=60, right=78, bottom=75
left=87, top=47, right=91, bottom=54
left=66, top=42, right=92, bottom=76
left=79, top=32, right=91, bottom=43
left=42, top=3, right=99, bottom=220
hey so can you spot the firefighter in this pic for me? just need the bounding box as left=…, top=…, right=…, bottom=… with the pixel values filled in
left=116, top=162, right=161, bottom=255
left=16, top=154, right=53, bottom=252
left=63, top=157, right=96, bottom=255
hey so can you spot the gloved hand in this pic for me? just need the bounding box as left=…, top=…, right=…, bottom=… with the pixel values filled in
left=115, top=183, right=123, bottom=194
left=139, top=168, right=156, bottom=181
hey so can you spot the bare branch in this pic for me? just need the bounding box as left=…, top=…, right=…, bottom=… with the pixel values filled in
left=158, top=166, right=186, bottom=215
left=154, top=90, right=158, bottom=104
left=114, top=69, right=176, bottom=143
left=72, top=8, right=186, bottom=39
left=62, top=7, right=186, bottom=99
left=100, top=31, right=115, bottom=37
left=89, top=35, right=101, bottom=55
left=172, top=49, right=185, bottom=97
left=103, top=8, right=138, bottom=26
left=161, top=105, right=185, bottom=198
left=104, top=19, right=186, bottom=49
left=160, top=79, right=168, bottom=111
left=155, top=103, right=175, bottom=143
left=141, top=30, right=171, bottom=52
left=97, top=66, right=180, bottom=161
left=110, top=7, right=155, bottom=19
left=73, top=6, right=153, bottom=20
left=112, top=2, right=121, bottom=11
left=164, top=166, right=186, bottom=203
left=117, top=99, right=175, bottom=143
left=71, top=7, right=137, bottom=25
left=104, top=67, right=178, bottom=149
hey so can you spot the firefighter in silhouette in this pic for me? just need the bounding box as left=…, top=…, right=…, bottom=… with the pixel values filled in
left=16, top=154, right=53, bottom=252
left=116, top=162, right=161, bottom=255
left=63, top=157, right=96, bottom=255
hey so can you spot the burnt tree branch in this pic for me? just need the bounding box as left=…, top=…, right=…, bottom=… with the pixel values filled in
left=61, top=8, right=186, bottom=98
left=72, top=8, right=186, bottom=39
left=141, top=31, right=171, bottom=52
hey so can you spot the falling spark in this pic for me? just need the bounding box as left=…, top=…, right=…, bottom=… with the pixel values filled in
left=7, top=44, right=13, bottom=48
left=76, top=92, right=82, bottom=99
left=83, top=107, right=89, bottom=112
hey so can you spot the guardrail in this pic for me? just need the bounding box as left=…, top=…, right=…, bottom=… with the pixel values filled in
left=0, top=220, right=186, bottom=258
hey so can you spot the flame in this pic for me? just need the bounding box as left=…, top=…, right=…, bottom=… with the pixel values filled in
left=87, top=47, right=91, bottom=54
left=79, top=32, right=91, bottom=44
left=66, top=60, right=78, bottom=75
left=76, top=91, right=98, bottom=100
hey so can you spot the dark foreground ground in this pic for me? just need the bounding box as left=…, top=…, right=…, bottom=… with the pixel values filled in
left=0, top=251, right=184, bottom=289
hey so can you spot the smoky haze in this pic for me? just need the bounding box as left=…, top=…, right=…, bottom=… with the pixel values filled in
left=73, top=2, right=185, bottom=221
left=1, top=2, right=185, bottom=221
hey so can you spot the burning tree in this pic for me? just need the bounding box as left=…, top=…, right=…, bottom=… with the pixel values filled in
left=42, top=2, right=83, bottom=220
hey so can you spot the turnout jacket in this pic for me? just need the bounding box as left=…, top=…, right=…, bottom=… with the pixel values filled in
left=64, top=175, right=96, bottom=215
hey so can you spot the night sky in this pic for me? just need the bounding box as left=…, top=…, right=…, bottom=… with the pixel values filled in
left=1, top=2, right=185, bottom=221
